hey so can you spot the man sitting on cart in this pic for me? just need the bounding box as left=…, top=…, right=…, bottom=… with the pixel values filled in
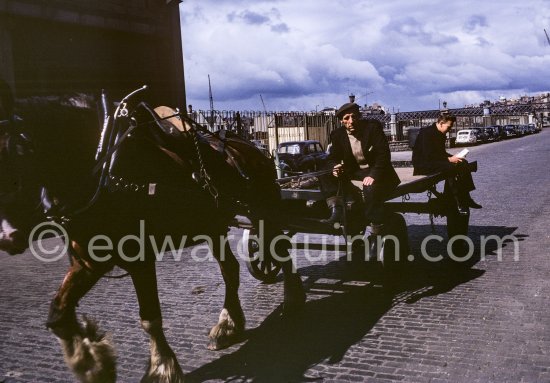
left=320, top=102, right=400, bottom=239
left=412, top=112, right=482, bottom=214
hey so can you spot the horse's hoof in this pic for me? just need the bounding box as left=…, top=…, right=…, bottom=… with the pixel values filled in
left=60, top=317, right=117, bottom=383
left=207, top=309, right=244, bottom=351
left=207, top=336, right=230, bottom=351
left=207, top=323, right=243, bottom=351
left=141, top=358, right=185, bottom=383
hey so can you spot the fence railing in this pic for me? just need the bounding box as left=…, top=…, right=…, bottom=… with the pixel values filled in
left=188, top=100, right=550, bottom=152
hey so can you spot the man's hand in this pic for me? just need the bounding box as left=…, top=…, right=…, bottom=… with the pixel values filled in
left=363, top=176, right=375, bottom=186
left=332, top=164, right=344, bottom=177
left=448, top=155, right=464, bottom=164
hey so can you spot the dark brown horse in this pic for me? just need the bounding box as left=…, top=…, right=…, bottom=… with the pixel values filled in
left=0, top=84, right=305, bottom=383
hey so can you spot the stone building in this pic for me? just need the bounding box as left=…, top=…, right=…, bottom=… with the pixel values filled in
left=0, top=0, right=185, bottom=108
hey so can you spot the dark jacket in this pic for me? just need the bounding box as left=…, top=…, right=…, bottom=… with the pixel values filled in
left=412, top=123, right=452, bottom=175
left=328, top=119, right=400, bottom=187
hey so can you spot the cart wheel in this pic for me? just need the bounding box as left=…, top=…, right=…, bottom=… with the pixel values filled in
left=242, top=228, right=281, bottom=283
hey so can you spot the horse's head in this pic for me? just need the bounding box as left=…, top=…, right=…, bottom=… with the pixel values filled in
left=0, top=81, right=33, bottom=252
left=0, top=121, right=41, bottom=254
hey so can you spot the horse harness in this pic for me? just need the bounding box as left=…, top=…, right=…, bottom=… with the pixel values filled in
left=101, top=105, right=233, bottom=208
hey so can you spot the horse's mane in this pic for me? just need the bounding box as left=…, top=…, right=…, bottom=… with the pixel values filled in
left=14, top=94, right=101, bottom=202
left=15, top=93, right=96, bottom=110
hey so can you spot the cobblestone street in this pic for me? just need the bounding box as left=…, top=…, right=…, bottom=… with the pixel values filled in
left=1, top=130, right=550, bottom=383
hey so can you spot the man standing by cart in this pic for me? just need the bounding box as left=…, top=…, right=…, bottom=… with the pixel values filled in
left=321, top=102, right=400, bottom=240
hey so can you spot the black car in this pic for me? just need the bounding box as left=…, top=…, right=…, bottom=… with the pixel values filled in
left=516, top=125, right=528, bottom=136
left=488, top=125, right=505, bottom=140
left=471, top=127, right=489, bottom=143
left=503, top=124, right=518, bottom=138
left=481, top=126, right=499, bottom=141
left=277, top=140, right=328, bottom=176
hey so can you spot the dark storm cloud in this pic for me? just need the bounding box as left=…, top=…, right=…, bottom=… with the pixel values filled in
left=383, top=17, right=458, bottom=46
left=271, top=23, right=289, bottom=33
left=227, top=10, right=271, bottom=25
left=181, top=1, right=550, bottom=111
left=463, top=15, right=488, bottom=32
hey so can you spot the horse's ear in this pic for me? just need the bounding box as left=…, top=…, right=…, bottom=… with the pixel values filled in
left=0, top=78, right=15, bottom=118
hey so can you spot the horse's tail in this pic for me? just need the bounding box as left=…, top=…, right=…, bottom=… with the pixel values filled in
left=59, top=315, right=116, bottom=383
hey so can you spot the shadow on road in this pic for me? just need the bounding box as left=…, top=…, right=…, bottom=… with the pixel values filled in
left=186, top=224, right=521, bottom=382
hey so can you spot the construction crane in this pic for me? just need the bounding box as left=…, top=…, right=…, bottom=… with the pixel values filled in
left=208, top=74, right=214, bottom=129
left=259, top=94, right=267, bottom=113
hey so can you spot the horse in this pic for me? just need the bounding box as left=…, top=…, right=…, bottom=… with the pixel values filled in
left=0, top=84, right=305, bottom=383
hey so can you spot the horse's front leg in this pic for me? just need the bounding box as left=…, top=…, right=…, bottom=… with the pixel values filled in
left=207, top=238, right=245, bottom=350
left=46, top=243, right=116, bottom=383
left=130, top=260, right=185, bottom=383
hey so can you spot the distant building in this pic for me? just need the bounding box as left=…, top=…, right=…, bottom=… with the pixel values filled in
left=0, top=0, right=185, bottom=108
left=363, top=102, right=385, bottom=115
left=319, top=107, right=336, bottom=115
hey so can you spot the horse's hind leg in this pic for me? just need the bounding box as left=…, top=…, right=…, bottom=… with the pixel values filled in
left=207, top=238, right=245, bottom=350
left=46, top=253, right=116, bottom=383
left=130, top=261, right=185, bottom=383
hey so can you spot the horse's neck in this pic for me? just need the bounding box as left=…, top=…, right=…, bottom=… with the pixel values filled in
left=29, top=108, right=100, bottom=205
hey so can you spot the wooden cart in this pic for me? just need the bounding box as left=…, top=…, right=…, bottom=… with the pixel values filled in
left=235, top=163, right=476, bottom=283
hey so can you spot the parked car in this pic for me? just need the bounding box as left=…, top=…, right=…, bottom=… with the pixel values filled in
left=531, top=123, right=542, bottom=133
left=277, top=140, right=328, bottom=176
left=527, top=123, right=537, bottom=134
left=516, top=125, right=527, bottom=136
left=481, top=127, right=498, bottom=141
left=455, top=129, right=479, bottom=145
left=471, top=127, right=489, bottom=143
left=487, top=125, right=505, bottom=140
left=503, top=124, right=518, bottom=138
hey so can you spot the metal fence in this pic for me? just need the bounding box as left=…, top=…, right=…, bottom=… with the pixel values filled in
left=188, top=100, right=550, bottom=153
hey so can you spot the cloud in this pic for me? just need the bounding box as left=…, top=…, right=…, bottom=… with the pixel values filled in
left=180, top=0, right=550, bottom=111
left=226, top=7, right=288, bottom=33
left=463, top=15, right=488, bottom=32
left=271, top=23, right=289, bottom=33
left=227, top=10, right=270, bottom=25
left=383, top=16, right=459, bottom=46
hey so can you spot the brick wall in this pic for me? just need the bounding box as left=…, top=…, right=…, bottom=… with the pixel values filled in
left=0, top=0, right=185, bottom=107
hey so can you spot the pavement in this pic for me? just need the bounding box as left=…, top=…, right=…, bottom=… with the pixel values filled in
left=390, top=146, right=476, bottom=182
left=390, top=146, right=467, bottom=164
left=391, top=149, right=413, bottom=163
left=1, top=130, right=550, bottom=382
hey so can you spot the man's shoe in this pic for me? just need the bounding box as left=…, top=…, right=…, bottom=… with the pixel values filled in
left=321, top=205, right=343, bottom=224
left=465, top=197, right=482, bottom=209
left=367, top=224, right=385, bottom=260
left=458, top=206, right=470, bottom=215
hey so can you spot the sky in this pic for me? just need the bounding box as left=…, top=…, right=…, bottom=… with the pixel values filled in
left=179, top=0, right=550, bottom=112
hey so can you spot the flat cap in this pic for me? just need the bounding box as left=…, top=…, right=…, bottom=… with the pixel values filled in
left=336, top=102, right=360, bottom=119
